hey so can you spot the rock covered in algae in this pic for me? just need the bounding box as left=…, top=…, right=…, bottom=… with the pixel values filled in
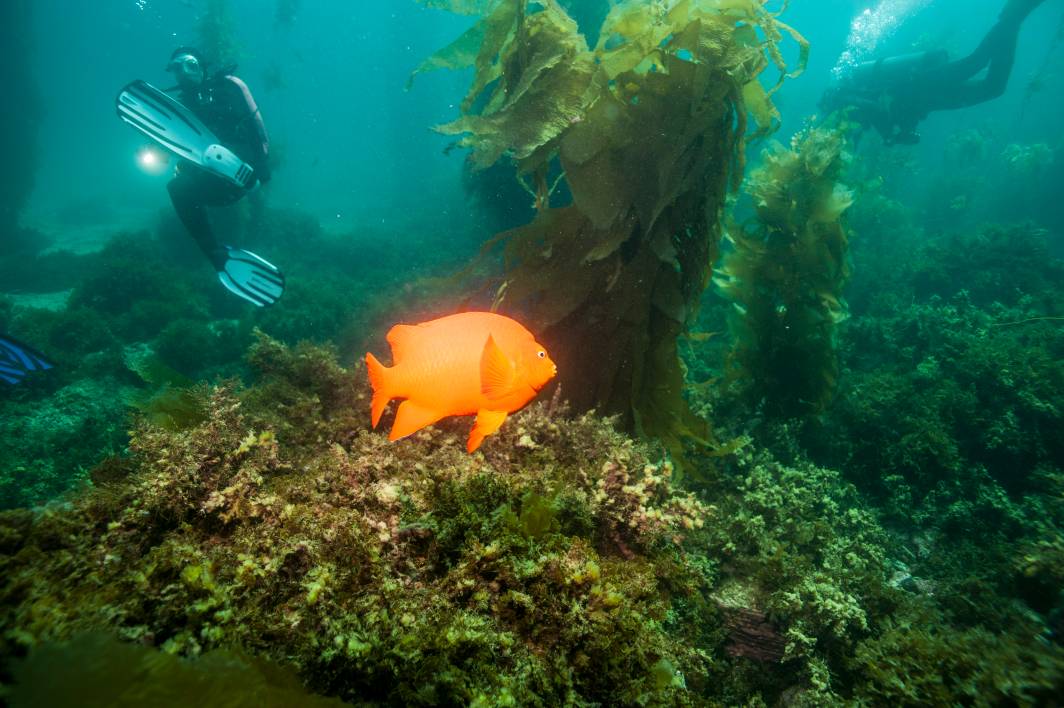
left=4, top=333, right=1063, bottom=704
left=0, top=333, right=719, bottom=706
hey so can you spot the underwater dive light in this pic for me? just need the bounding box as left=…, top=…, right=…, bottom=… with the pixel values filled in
left=136, top=144, right=170, bottom=175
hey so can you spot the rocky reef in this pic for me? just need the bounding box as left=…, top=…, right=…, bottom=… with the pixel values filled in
left=1, top=334, right=718, bottom=705
left=3, top=329, right=1062, bottom=705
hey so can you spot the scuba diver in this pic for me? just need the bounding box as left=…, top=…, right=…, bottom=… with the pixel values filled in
left=0, top=334, right=53, bottom=385
left=823, top=0, right=1049, bottom=144
left=116, top=48, right=285, bottom=307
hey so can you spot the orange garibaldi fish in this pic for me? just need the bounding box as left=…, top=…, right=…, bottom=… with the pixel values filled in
left=365, top=312, right=557, bottom=452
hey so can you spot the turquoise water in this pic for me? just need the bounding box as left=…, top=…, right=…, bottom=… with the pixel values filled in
left=1, top=1, right=1062, bottom=704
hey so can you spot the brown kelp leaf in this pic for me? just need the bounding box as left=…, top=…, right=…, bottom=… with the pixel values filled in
left=461, top=0, right=521, bottom=112
left=436, top=5, right=596, bottom=169
left=742, top=80, right=780, bottom=135
left=493, top=207, right=615, bottom=328
left=595, top=1, right=673, bottom=78
left=408, top=14, right=488, bottom=86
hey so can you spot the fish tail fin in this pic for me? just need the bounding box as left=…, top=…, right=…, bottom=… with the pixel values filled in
left=365, top=352, right=392, bottom=428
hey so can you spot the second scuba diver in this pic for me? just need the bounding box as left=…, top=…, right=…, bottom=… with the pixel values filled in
left=823, top=0, right=1049, bottom=144
left=117, top=48, right=285, bottom=306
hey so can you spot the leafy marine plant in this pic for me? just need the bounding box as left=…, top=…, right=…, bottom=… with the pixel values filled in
left=714, top=127, right=853, bottom=417
left=414, top=0, right=807, bottom=467
left=126, top=351, right=210, bottom=432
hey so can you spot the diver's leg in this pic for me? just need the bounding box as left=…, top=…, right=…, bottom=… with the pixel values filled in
left=959, top=0, right=1047, bottom=103
left=167, top=172, right=244, bottom=269
left=999, top=0, right=1048, bottom=25
left=927, top=0, right=1046, bottom=107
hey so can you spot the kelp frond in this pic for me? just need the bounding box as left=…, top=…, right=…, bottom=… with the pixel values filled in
left=416, top=0, right=808, bottom=472
left=715, top=127, right=853, bottom=417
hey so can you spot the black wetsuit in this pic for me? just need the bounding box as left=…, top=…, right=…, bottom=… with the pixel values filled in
left=167, top=74, right=270, bottom=268
left=826, top=0, right=1048, bottom=143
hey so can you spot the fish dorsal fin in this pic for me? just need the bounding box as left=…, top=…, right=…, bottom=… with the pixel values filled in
left=480, top=335, right=516, bottom=402
left=386, top=324, right=421, bottom=363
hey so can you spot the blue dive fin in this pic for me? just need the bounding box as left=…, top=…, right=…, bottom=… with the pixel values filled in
left=0, top=335, right=54, bottom=385
left=217, top=247, right=286, bottom=307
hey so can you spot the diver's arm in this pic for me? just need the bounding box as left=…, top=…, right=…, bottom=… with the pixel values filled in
left=219, top=76, right=271, bottom=184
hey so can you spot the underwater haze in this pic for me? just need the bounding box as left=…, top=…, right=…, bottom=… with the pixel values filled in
left=2, top=0, right=1063, bottom=705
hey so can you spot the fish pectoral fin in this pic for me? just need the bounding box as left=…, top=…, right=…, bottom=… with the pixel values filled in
left=468, top=409, right=508, bottom=453
left=480, top=335, right=516, bottom=402
left=389, top=400, right=445, bottom=441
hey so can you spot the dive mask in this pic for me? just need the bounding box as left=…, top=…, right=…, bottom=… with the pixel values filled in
left=167, top=53, right=204, bottom=84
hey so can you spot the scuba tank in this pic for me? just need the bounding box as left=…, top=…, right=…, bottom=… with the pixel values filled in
left=848, top=49, right=950, bottom=89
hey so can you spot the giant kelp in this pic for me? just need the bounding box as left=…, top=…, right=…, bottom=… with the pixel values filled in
left=416, top=0, right=807, bottom=465
left=714, top=127, right=853, bottom=417
left=195, top=0, right=240, bottom=70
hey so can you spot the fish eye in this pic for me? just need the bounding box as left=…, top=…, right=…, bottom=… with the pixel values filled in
left=537, top=351, right=545, bottom=358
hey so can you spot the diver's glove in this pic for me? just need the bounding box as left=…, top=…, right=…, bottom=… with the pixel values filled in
left=216, top=246, right=286, bottom=307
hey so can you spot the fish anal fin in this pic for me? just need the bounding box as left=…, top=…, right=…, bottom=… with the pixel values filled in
left=386, top=324, right=422, bottom=363
left=480, top=335, right=516, bottom=402
left=389, top=400, right=445, bottom=441
left=468, top=409, right=509, bottom=453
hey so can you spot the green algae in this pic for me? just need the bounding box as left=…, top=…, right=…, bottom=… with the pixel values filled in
left=0, top=378, right=131, bottom=509
left=3, top=632, right=348, bottom=707
left=715, top=127, right=853, bottom=417
left=0, top=335, right=719, bottom=705
left=0, top=205, right=471, bottom=510
left=0, top=5, right=1061, bottom=701
left=3, top=330, right=1063, bottom=703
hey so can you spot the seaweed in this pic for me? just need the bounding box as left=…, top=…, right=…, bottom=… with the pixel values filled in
left=2, top=632, right=348, bottom=707
left=195, top=0, right=240, bottom=69
left=128, top=353, right=210, bottom=432
left=416, top=0, right=807, bottom=468
left=0, top=337, right=719, bottom=706
left=850, top=612, right=1064, bottom=705
left=714, top=127, right=853, bottom=417
left=3, top=332, right=1062, bottom=703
